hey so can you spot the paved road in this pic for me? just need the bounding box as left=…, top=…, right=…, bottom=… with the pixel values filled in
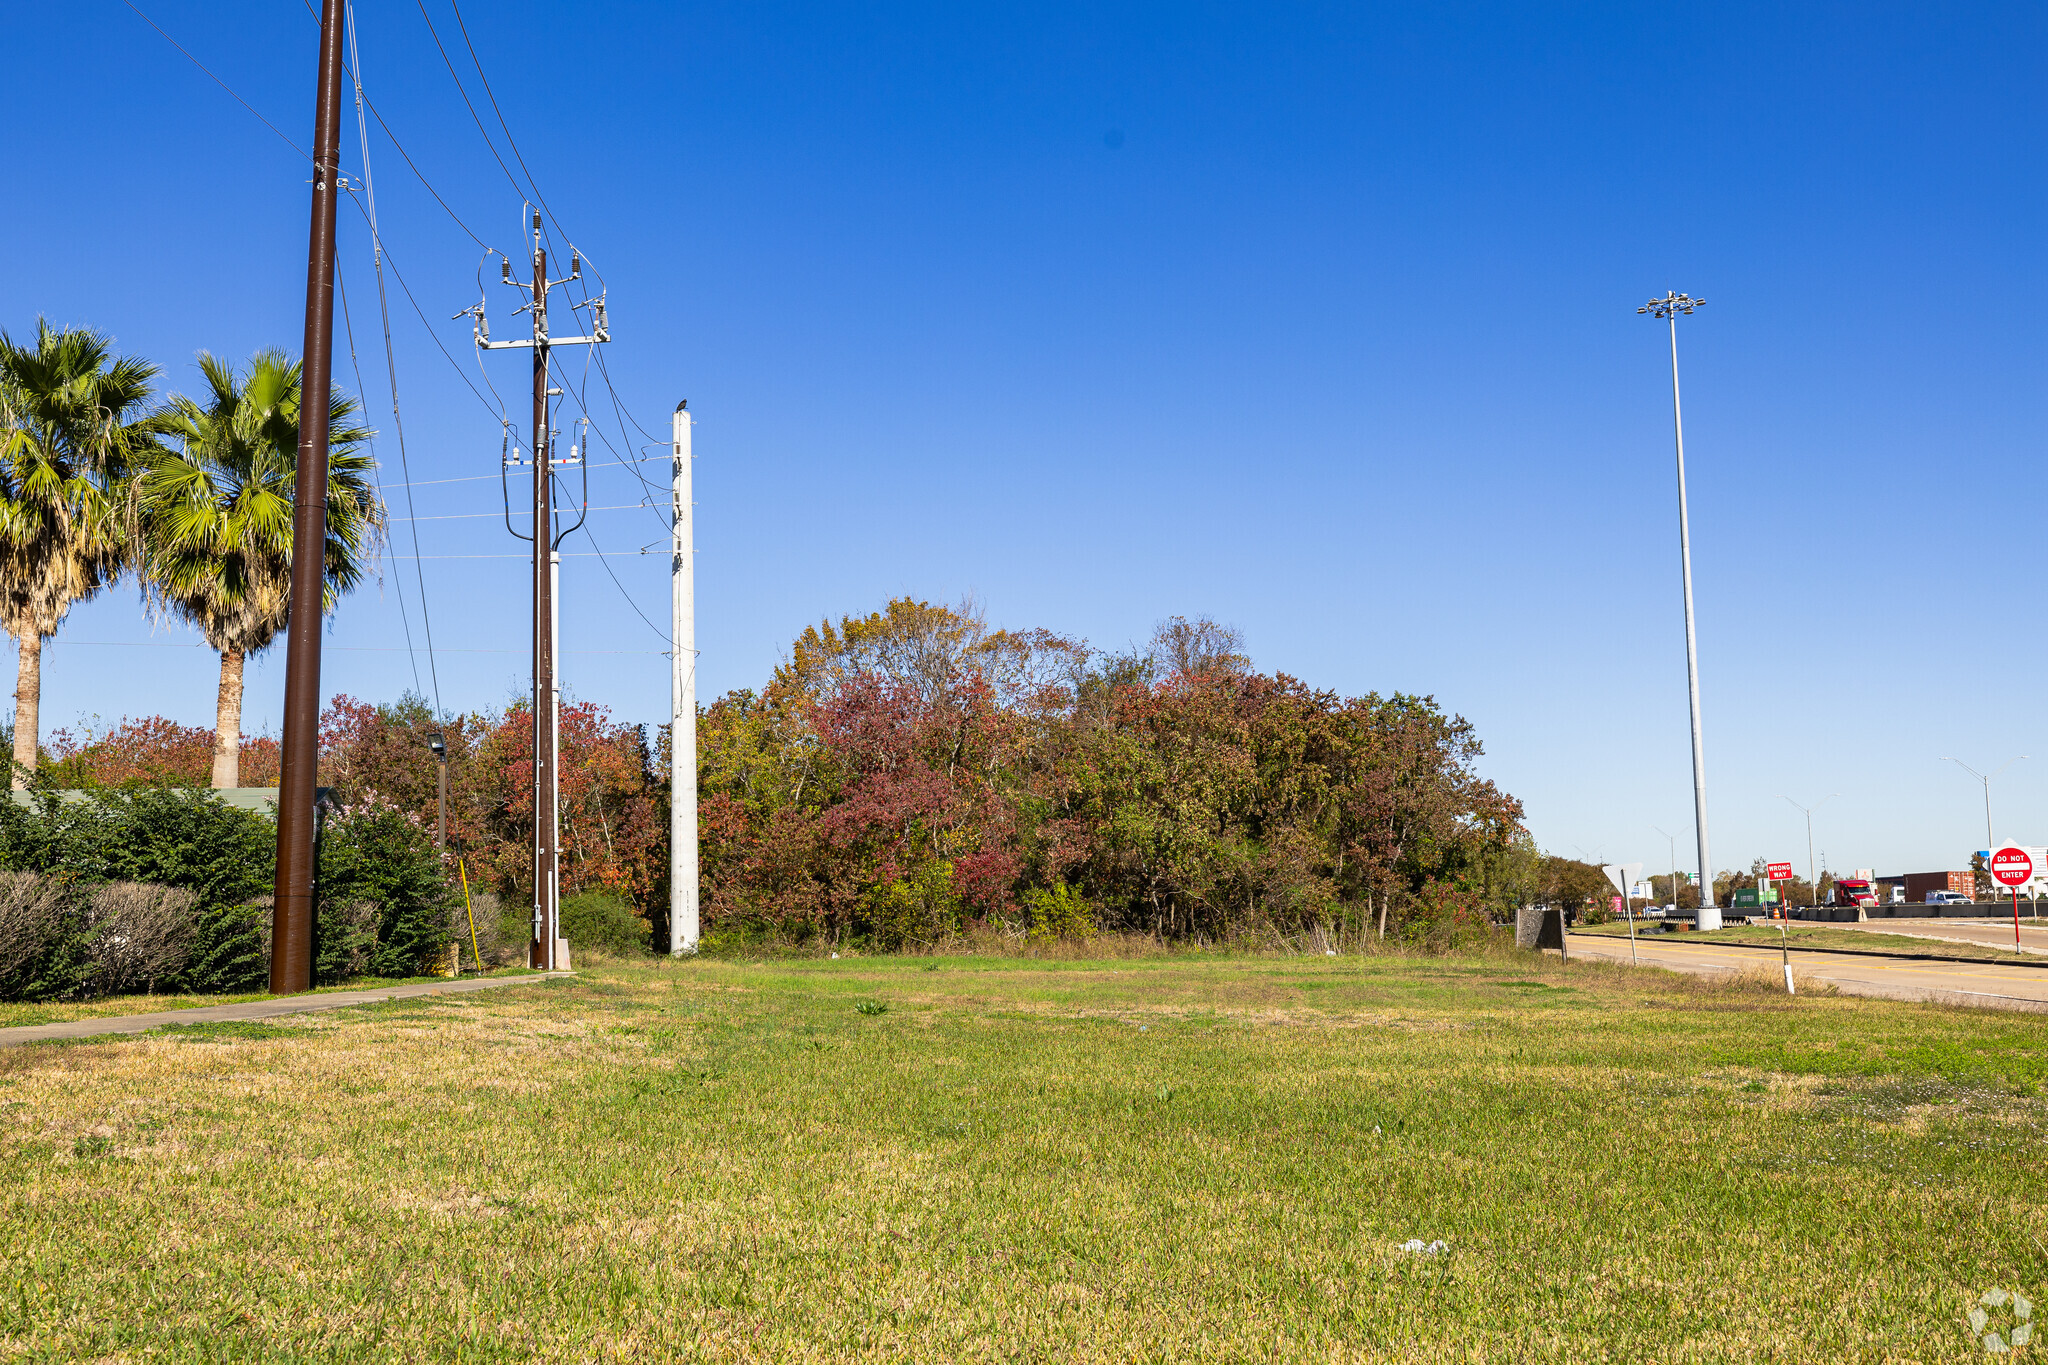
left=1566, top=933, right=2048, bottom=1011
left=0, top=972, right=571, bottom=1048
left=1840, top=916, right=2048, bottom=956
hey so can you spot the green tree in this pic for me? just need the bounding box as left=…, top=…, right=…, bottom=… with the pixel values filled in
left=138, top=351, right=379, bottom=787
left=0, top=322, right=160, bottom=788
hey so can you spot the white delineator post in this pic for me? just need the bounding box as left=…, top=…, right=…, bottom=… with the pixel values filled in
left=670, top=402, right=699, bottom=954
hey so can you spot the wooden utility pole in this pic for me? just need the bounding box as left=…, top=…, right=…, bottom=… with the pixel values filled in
left=271, top=0, right=348, bottom=995
left=530, top=233, right=557, bottom=968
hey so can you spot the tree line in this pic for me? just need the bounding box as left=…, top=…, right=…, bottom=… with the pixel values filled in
left=0, top=322, right=378, bottom=791
left=36, top=596, right=1583, bottom=948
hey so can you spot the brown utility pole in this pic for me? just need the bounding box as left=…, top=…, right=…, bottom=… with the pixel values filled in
left=271, top=0, right=348, bottom=995
left=530, top=231, right=557, bottom=970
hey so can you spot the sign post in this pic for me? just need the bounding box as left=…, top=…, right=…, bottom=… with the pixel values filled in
left=1991, top=845, right=2034, bottom=949
left=1603, top=862, right=1645, bottom=965
left=1766, top=861, right=1794, bottom=922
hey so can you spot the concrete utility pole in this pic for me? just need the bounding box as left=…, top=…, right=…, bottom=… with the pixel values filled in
left=1640, top=291, right=1717, bottom=928
left=271, top=0, right=348, bottom=995
left=472, top=209, right=607, bottom=972
left=670, top=402, right=698, bottom=954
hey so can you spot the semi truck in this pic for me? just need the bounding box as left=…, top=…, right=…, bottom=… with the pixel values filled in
left=1833, top=877, right=1878, bottom=909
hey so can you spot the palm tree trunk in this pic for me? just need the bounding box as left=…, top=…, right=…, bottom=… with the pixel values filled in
left=212, top=649, right=245, bottom=789
left=11, top=635, right=39, bottom=791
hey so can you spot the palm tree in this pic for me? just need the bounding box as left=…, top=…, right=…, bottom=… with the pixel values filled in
left=0, top=322, right=161, bottom=789
left=139, top=350, right=381, bottom=788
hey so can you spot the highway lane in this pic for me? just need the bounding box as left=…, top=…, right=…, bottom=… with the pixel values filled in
left=1564, top=932, right=2048, bottom=1011
left=1837, top=916, right=2048, bottom=956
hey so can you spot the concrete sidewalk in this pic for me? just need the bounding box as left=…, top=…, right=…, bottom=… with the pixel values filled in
left=0, top=972, right=572, bottom=1048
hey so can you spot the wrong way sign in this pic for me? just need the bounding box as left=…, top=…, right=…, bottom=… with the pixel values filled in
left=1991, top=846, right=2034, bottom=888
left=1766, top=862, right=1793, bottom=881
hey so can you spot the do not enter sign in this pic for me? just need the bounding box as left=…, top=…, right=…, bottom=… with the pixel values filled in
left=1991, top=846, right=2034, bottom=888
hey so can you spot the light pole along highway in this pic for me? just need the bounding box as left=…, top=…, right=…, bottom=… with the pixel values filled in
left=1640, top=291, right=1718, bottom=928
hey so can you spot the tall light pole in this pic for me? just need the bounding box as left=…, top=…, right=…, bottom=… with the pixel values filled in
left=1940, top=755, right=2026, bottom=852
left=1640, top=291, right=1717, bottom=927
left=1776, top=793, right=1838, bottom=905
left=1651, top=825, right=1680, bottom=908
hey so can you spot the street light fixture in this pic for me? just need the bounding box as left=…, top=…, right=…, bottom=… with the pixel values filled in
left=1639, top=291, right=1716, bottom=927
left=1776, top=794, right=1839, bottom=906
left=428, top=730, right=448, bottom=850
left=1939, top=755, right=2026, bottom=852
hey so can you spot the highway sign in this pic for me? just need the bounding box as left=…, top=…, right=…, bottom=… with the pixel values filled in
left=1991, top=846, right=2034, bottom=889
left=1601, top=862, right=1644, bottom=897
left=1766, top=862, right=1793, bottom=882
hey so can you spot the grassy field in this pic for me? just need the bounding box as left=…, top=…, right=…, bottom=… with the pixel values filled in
left=2, top=950, right=2045, bottom=1361
left=1576, top=919, right=2046, bottom=965
left=0, top=968, right=545, bottom=1030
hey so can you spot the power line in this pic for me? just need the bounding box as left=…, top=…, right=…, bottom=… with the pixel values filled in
left=346, top=5, right=446, bottom=721
left=47, top=640, right=662, bottom=655
left=378, top=454, right=665, bottom=490
left=335, top=260, right=425, bottom=700
left=579, top=525, right=671, bottom=645
left=392, top=502, right=661, bottom=523
left=413, top=0, right=531, bottom=208
left=119, top=0, right=310, bottom=160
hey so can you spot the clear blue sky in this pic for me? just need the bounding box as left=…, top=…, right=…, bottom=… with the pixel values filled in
left=6, top=1, right=2044, bottom=876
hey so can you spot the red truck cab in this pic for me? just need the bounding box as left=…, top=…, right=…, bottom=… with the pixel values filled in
left=1834, top=878, right=1878, bottom=908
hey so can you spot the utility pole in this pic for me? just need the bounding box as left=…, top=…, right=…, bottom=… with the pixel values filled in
left=1776, top=794, right=1838, bottom=906
left=271, top=0, right=348, bottom=995
left=471, top=209, right=607, bottom=972
left=1639, top=291, right=1717, bottom=928
left=671, top=402, right=698, bottom=954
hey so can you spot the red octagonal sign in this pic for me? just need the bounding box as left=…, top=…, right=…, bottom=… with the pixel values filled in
left=1991, top=845, right=2034, bottom=888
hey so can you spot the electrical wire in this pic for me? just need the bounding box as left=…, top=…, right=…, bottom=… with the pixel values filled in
left=413, top=0, right=532, bottom=208
left=119, top=0, right=310, bottom=160
left=392, top=502, right=663, bottom=523
left=347, top=4, right=446, bottom=721
left=335, top=260, right=425, bottom=701
left=579, top=525, right=670, bottom=645
left=377, top=455, right=662, bottom=490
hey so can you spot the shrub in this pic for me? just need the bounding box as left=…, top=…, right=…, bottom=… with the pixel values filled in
left=1021, top=882, right=1097, bottom=940
left=316, top=797, right=453, bottom=981
left=0, top=788, right=274, bottom=993
left=83, top=883, right=199, bottom=995
left=0, top=871, right=93, bottom=1001
left=560, top=891, right=648, bottom=956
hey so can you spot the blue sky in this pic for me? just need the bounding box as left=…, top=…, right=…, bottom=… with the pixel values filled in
left=5, top=1, right=2044, bottom=876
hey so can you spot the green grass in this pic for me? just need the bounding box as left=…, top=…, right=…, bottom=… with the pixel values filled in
left=1578, top=919, right=2045, bottom=964
left=0, top=966, right=545, bottom=1030
left=0, top=951, right=2042, bottom=1360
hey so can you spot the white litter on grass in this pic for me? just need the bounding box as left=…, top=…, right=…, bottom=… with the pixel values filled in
left=1400, top=1239, right=1448, bottom=1256
left=830, top=953, right=839, bottom=960
left=1325, top=949, right=1337, bottom=956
